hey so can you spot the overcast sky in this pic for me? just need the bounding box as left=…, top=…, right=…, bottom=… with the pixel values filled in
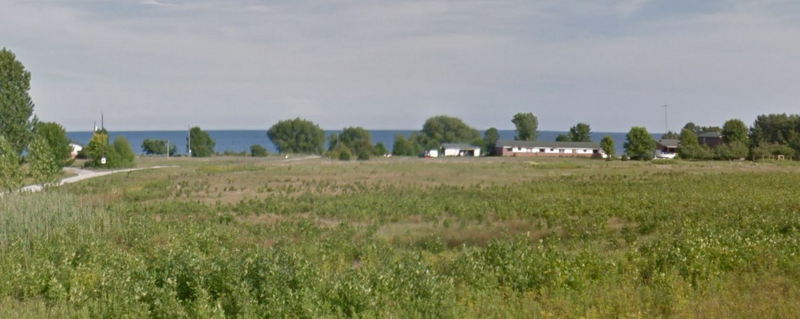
left=2, top=0, right=799, bottom=131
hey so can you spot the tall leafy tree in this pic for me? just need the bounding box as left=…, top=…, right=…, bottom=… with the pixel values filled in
left=600, top=136, right=615, bottom=159
left=0, top=135, right=22, bottom=191
left=512, top=112, right=538, bottom=141
left=189, top=126, right=216, bottom=157
left=392, top=134, right=418, bottom=156
left=329, top=127, right=374, bottom=159
left=750, top=114, right=800, bottom=155
left=722, top=119, right=749, bottom=145
left=0, top=48, right=37, bottom=155
left=109, top=136, right=136, bottom=168
left=624, top=127, right=656, bottom=160
left=142, top=139, right=176, bottom=156
left=267, top=118, right=325, bottom=154
left=28, top=134, right=60, bottom=185
left=414, top=115, right=480, bottom=149
left=34, top=122, right=72, bottom=167
left=483, top=127, right=499, bottom=154
left=84, top=132, right=110, bottom=167
left=373, top=142, right=388, bottom=156
left=567, top=122, right=592, bottom=142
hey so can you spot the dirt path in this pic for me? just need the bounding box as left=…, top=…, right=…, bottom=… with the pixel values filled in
left=18, top=166, right=175, bottom=193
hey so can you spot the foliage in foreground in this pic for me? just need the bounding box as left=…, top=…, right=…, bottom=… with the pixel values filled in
left=2, top=161, right=800, bottom=317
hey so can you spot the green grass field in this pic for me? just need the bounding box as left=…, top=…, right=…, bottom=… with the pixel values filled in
left=2, top=156, right=800, bottom=318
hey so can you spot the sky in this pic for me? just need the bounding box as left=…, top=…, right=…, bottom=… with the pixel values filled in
left=2, top=0, right=800, bottom=132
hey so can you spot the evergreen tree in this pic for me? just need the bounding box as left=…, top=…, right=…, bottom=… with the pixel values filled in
left=0, top=48, right=37, bottom=155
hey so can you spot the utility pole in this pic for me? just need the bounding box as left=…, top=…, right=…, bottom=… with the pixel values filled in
left=186, top=125, right=192, bottom=157
left=662, top=104, right=669, bottom=135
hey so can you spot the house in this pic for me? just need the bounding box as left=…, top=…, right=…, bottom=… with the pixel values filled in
left=69, top=143, right=83, bottom=159
left=655, top=139, right=678, bottom=159
left=494, top=140, right=606, bottom=158
left=441, top=143, right=481, bottom=157
left=698, top=131, right=723, bottom=148
left=423, top=149, right=439, bottom=158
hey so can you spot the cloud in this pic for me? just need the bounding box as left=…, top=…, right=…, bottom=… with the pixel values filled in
left=1, top=0, right=799, bottom=131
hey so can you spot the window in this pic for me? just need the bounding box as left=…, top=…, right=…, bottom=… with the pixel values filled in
left=593, top=149, right=599, bottom=154
left=539, top=148, right=546, bottom=152
left=559, top=149, right=565, bottom=153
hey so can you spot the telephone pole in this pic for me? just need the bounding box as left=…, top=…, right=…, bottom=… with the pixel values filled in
left=662, top=104, right=669, bottom=135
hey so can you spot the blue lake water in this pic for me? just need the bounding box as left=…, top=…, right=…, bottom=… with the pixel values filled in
left=67, top=130, right=657, bottom=155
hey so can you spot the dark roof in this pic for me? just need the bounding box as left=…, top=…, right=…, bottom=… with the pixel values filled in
left=657, top=139, right=679, bottom=148
left=495, top=140, right=600, bottom=149
left=697, top=131, right=722, bottom=138
left=441, top=143, right=481, bottom=150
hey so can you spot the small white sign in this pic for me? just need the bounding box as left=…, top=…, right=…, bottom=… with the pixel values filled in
left=101, top=157, right=107, bottom=165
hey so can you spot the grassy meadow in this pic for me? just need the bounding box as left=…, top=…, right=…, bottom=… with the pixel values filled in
left=2, top=156, right=800, bottom=318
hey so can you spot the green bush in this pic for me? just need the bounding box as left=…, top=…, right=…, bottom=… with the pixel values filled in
left=250, top=145, right=268, bottom=157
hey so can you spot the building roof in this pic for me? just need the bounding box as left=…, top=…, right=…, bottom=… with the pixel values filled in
left=495, top=140, right=600, bottom=149
left=657, top=139, right=679, bottom=148
left=697, top=131, right=722, bottom=138
left=441, top=143, right=481, bottom=150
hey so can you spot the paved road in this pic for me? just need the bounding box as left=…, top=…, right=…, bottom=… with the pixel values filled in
left=18, top=166, right=174, bottom=193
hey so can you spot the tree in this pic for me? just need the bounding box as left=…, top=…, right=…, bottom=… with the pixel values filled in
left=0, top=135, right=22, bottom=192
left=555, top=134, right=570, bottom=142
left=142, top=139, right=176, bottom=156
left=624, top=127, right=656, bottom=160
left=189, top=127, right=215, bottom=157
left=267, top=118, right=325, bottom=154
left=722, top=119, right=749, bottom=145
left=751, top=143, right=796, bottom=160
left=373, top=142, right=388, bottom=156
left=327, top=143, right=352, bottom=161
left=567, top=122, right=592, bottom=142
left=108, top=136, right=135, bottom=168
left=83, top=131, right=110, bottom=167
left=715, top=141, right=748, bottom=160
left=512, top=113, right=538, bottom=141
left=683, top=122, right=722, bottom=134
left=392, top=135, right=418, bottom=156
left=0, top=48, right=37, bottom=155
left=250, top=144, right=268, bottom=157
left=329, top=127, right=374, bottom=159
left=483, top=127, right=500, bottom=155
left=661, top=131, right=680, bottom=139
left=600, top=136, right=615, bottom=159
left=677, top=129, right=710, bottom=160
left=414, top=115, right=480, bottom=149
left=34, top=122, right=72, bottom=167
left=28, top=134, right=60, bottom=185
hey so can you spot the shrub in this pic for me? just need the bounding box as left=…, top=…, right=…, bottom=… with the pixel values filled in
left=250, top=145, right=268, bottom=157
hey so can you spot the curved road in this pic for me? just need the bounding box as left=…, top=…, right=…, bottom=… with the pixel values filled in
left=19, top=166, right=174, bottom=193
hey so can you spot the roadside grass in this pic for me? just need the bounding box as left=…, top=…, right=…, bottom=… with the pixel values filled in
left=1, top=156, right=800, bottom=317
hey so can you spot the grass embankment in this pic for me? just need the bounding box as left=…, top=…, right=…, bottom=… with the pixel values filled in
left=1, top=157, right=800, bottom=317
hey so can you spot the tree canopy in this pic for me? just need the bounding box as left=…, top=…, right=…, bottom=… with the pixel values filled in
left=483, top=127, right=500, bottom=154
left=142, top=139, right=177, bottom=156
left=250, top=145, right=268, bottom=157
left=392, top=135, right=418, bottom=156
left=624, top=127, right=656, bottom=160
left=189, top=127, right=216, bottom=157
left=34, top=122, right=72, bottom=167
left=329, top=127, right=374, bottom=159
left=721, top=119, right=749, bottom=145
left=677, top=129, right=711, bottom=160
left=567, top=123, right=592, bottom=142
left=512, top=113, right=538, bottom=141
left=600, top=136, right=615, bottom=159
left=267, top=118, right=325, bottom=154
left=750, top=114, right=800, bottom=152
left=0, top=48, right=36, bottom=155
left=84, top=132, right=136, bottom=168
left=414, top=115, right=480, bottom=149
left=0, top=135, right=22, bottom=191
left=28, top=134, right=60, bottom=185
